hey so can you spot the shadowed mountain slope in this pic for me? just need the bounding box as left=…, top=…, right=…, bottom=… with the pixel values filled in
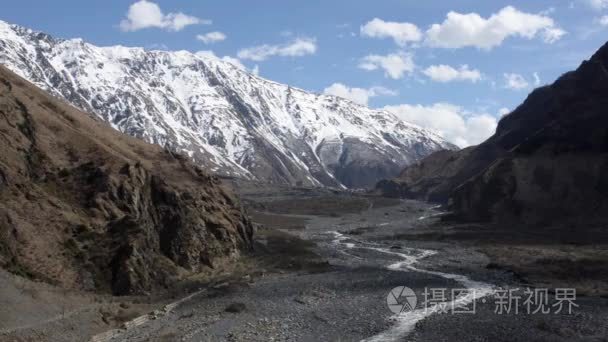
left=378, top=41, right=608, bottom=225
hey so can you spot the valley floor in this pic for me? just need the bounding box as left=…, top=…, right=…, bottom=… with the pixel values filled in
left=2, top=184, right=608, bottom=341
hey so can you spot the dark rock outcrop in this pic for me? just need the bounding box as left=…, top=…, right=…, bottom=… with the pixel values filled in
left=379, top=41, right=608, bottom=225
left=0, top=65, right=253, bottom=295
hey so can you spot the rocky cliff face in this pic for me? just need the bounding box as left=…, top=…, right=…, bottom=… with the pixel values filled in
left=0, top=20, right=455, bottom=189
left=380, top=41, right=608, bottom=225
left=0, top=65, right=253, bottom=295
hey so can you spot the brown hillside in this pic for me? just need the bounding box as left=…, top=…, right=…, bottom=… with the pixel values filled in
left=0, top=65, right=253, bottom=295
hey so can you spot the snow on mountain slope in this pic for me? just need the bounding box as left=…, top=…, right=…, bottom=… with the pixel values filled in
left=0, top=20, right=456, bottom=188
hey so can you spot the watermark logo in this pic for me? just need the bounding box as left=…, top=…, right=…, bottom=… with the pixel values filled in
left=387, top=286, right=417, bottom=314
left=385, top=286, right=578, bottom=315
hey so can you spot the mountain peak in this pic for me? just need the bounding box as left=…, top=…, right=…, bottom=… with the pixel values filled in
left=0, top=20, right=454, bottom=188
left=589, top=40, right=608, bottom=65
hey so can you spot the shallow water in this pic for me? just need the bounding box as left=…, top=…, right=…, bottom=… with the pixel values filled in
left=327, top=230, right=496, bottom=342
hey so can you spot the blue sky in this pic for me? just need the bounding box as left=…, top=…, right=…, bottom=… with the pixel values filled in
left=2, top=0, right=608, bottom=146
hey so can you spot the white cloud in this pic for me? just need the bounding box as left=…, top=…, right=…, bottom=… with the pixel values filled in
left=360, top=18, right=422, bottom=46
left=195, top=51, right=249, bottom=71
left=533, top=72, right=541, bottom=86
left=426, top=6, right=566, bottom=49
left=279, top=38, right=317, bottom=57
left=503, top=73, right=529, bottom=90
left=196, top=31, right=227, bottom=44
left=221, top=56, right=246, bottom=70
left=542, top=27, right=567, bottom=43
left=465, top=115, right=499, bottom=145
left=358, top=52, right=415, bottom=79
left=600, top=15, right=608, bottom=26
left=194, top=50, right=217, bottom=59
left=422, top=64, right=482, bottom=83
left=586, top=0, right=608, bottom=10
left=498, top=107, right=511, bottom=117
left=237, top=38, right=317, bottom=61
left=383, top=103, right=498, bottom=147
left=120, top=0, right=208, bottom=32
left=323, top=84, right=373, bottom=106
left=323, top=83, right=397, bottom=106
left=252, top=65, right=260, bottom=76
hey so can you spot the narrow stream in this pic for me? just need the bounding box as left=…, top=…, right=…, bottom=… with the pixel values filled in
left=328, top=231, right=496, bottom=342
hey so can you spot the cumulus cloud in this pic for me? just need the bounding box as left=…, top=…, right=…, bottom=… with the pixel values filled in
left=498, top=107, right=511, bottom=117
left=600, top=15, right=608, bottom=26
left=323, top=83, right=397, bottom=106
left=425, top=6, right=566, bottom=49
left=503, top=73, right=529, bottom=90
left=383, top=103, right=498, bottom=147
left=360, top=18, right=422, bottom=46
left=422, top=64, right=482, bottom=83
left=196, top=31, right=227, bottom=44
left=237, top=38, right=317, bottom=61
left=120, top=0, right=208, bottom=32
left=252, top=65, right=260, bottom=76
left=358, top=52, right=415, bottom=79
left=465, top=115, right=499, bottom=145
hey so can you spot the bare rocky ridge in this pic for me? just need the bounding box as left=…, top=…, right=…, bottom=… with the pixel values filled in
left=0, top=20, right=455, bottom=189
left=0, top=65, right=253, bottom=295
left=378, top=41, right=608, bottom=225
left=376, top=148, right=474, bottom=202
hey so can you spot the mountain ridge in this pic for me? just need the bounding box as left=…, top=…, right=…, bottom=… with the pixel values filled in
left=378, top=40, right=608, bottom=225
left=0, top=20, right=456, bottom=189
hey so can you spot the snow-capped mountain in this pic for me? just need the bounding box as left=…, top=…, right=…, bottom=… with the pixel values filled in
left=0, top=20, right=455, bottom=188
